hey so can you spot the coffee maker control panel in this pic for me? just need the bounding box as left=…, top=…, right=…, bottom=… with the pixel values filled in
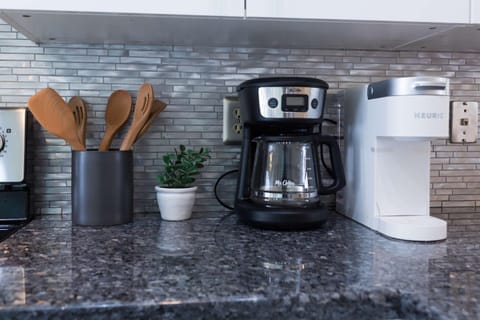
left=258, top=87, right=324, bottom=119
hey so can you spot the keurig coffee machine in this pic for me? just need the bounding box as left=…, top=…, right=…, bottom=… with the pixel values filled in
left=340, top=77, right=450, bottom=241
left=234, top=77, right=345, bottom=229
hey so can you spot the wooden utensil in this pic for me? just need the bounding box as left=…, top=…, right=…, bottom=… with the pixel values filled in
left=28, top=88, right=86, bottom=151
left=134, top=99, right=167, bottom=143
left=98, top=90, right=132, bottom=151
left=68, top=96, right=87, bottom=149
left=120, top=83, right=154, bottom=151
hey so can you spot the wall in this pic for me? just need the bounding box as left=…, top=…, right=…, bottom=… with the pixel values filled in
left=0, top=19, right=479, bottom=224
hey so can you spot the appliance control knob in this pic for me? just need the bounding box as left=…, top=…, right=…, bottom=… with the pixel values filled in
left=0, top=135, right=4, bottom=152
left=311, top=98, right=319, bottom=109
left=267, top=98, right=278, bottom=108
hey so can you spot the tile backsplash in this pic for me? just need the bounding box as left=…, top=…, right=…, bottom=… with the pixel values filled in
left=1, top=19, right=480, bottom=222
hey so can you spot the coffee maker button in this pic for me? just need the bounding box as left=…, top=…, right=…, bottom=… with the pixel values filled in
left=268, top=98, right=278, bottom=108
left=311, top=98, right=319, bottom=109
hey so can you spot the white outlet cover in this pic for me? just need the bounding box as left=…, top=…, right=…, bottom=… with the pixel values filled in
left=222, top=96, right=242, bottom=145
left=450, top=101, right=478, bottom=143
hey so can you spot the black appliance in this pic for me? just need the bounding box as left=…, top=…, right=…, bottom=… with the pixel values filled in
left=234, top=77, right=345, bottom=229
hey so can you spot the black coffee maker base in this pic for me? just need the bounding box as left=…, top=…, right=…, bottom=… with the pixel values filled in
left=234, top=200, right=330, bottom=230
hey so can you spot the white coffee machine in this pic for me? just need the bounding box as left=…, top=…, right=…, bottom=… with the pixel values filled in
left=339, top=77, right=449, bottom=241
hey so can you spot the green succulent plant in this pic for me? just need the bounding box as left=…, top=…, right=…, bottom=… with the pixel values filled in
left=157, top=145, right=210, bottom=188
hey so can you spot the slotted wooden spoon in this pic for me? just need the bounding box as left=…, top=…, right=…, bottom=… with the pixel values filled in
left=120, top=83, right=154, bottom=151
left=134, top=99, right=167, bottom=143
left=68, top=96, right=87, bottom=149
left=98, top=90, right=132, bottom=151
left=28, top=88, right=86, bottom=151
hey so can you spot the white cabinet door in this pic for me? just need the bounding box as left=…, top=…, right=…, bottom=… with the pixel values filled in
left=0, top=0, right=244, bottom=17
left=247, top=0, right=470, bottom=24
left=470, top=0, right=480, bottom=23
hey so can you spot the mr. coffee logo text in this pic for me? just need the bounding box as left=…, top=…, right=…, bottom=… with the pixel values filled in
left=286, top=87, right=303, bottom=93
left=275, top=179, right=295, bottom=187
left=414, top=112, right=445, bottom=120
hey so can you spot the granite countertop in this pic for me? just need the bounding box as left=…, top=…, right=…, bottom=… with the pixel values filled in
left=0, top=211, right=478, bottom=319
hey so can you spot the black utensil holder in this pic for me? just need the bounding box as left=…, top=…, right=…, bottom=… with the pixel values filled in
left=72, top=150, right=133, bottom=226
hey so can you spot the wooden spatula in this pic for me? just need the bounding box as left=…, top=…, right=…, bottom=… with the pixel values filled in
left=134, top=99, right=167, bottom=143
left=120, top=83, right=154, bottom=151
left=68, top=96, right=87, bottom=149
left=98, top=90, right=132, bottom=151
left=28, top=88, right=86, bottom=151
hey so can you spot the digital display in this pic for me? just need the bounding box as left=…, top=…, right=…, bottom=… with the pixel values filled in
left=286, top=96, right=306, bottom=106
left=282, top=94, right=308, bottom=112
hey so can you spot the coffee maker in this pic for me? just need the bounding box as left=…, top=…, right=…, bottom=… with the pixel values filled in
left=339, top=77, right=450, bottom=241
left=235, top=77, right=345, bottom=229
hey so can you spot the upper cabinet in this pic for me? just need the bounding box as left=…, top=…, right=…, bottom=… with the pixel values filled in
left=2, top=0, right=480, bottom=51
left=471, top=0, right=480, bottom=23
left=0, top=1, right=245, bottom=45
left=247, top=0, right=470, bottom=24
left=2, top=0, right=472, bottom=22
left=395, top=0, right=480, bottom=51
left=241, top=0, right=472, bottom=50
left=0, top=0, right=245, bottom=17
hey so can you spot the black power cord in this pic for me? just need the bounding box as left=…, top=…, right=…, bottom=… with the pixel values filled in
left=214, top=169, right=238, bottom=210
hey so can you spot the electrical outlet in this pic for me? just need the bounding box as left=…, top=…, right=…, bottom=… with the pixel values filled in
left=222, top=96, right=243, bottom=145
left=450, top=101, right=478, bottom=143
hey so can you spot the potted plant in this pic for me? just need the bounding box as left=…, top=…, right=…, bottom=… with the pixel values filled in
left=155, top=145, right=210, bottom=221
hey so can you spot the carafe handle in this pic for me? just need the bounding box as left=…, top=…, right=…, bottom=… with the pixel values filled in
left=313, top=135, right=346, bottom=194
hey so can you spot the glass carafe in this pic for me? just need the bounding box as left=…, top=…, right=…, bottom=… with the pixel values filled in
left=250, top=136, right=320, bottom=207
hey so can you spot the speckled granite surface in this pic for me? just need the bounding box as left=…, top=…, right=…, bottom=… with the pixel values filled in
left=0, top=211, right=478, bottom=319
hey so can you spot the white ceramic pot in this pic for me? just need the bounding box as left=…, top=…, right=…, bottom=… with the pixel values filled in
left=155, top=186, right=197, bottom=221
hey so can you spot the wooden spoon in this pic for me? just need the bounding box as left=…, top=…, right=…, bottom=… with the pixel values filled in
left=134, top=99, right=167, bottom=143
left=68, top=96, right=87, bottom=149
left=28, top=88, right=86, bottom=151
left=120, top=83, right=154, bottom=151
left=98, top=90, right=132, bottom=151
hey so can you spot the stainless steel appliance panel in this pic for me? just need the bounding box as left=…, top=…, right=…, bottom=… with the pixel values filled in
left=258, top=87, right=324, bottom=119
left=0, top=108, right=26, bottom=183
